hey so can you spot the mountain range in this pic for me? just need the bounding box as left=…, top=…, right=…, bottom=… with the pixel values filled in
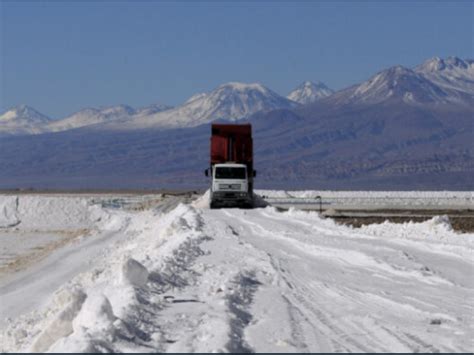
left=0, top=56, right=473, bottom=190
left=0, top=81, right=329, bottom=135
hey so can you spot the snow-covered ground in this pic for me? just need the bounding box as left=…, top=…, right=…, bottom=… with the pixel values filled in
left=0, top=192, right=473, bottom=352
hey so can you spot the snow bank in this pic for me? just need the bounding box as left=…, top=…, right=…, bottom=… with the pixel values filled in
left=192, top=189, right=210, bottom=209
left=29, top=288, right=87, bottom=352
left=0, top=195, right=105, bottom=230
left=73, top=293, right=116, bottom=335
left=1, top=203, right=207, bottom=353
left=359, top=215, right=474, bottom=250
left=277, top=206, right=473, bottom=260
left=0, top=196, right=20, bottom=228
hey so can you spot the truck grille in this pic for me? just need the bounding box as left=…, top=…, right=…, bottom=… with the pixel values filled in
left=218, top=184, right=241, bottom=190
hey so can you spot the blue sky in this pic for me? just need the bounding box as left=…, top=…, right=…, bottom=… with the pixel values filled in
left=1, top=1, right=472, bottom=118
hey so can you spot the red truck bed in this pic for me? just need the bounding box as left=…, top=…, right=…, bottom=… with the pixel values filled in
left=210, top=124, right=253, bottom=167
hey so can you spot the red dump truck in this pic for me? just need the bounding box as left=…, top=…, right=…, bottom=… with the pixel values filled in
left=204, top=123, right=256, bottom=208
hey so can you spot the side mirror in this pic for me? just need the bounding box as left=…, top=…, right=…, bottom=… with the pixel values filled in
left=204, top=169, right=209, bottom=177
left=253, top=170, right=257, bottom=177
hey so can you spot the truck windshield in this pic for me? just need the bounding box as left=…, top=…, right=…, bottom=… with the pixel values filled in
left=215, top=167, right=246, bottom=179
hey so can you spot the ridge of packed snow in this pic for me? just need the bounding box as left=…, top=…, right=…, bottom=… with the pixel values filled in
left=0, top=195, right=110, bottom=231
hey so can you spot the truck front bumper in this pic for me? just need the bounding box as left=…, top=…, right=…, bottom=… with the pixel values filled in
left=211, top=191, right=252, bottom=206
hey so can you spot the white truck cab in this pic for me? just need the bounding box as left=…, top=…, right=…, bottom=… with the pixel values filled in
left=209, top=163, right=252, bottom=208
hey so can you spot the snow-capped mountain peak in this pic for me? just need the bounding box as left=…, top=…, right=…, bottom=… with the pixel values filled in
left=121, top=81, right=299, bottom=129
left=415, top=56, right=474, bottom=96
left=181, top=81, right=298, bottom=123
left=48, top=105, right=138, bottom=132
left=0, top=105, right=52, bottom=135
left=321, top=64, right=456, bottom=106
left=46, top=103, right=174, bottom=132
left=217, top=81, right=269, bottom=93
left=0, top=104, right=51, bottom=123
left=417, top=56, right=445, bottom=72
left=287, top=81, right=334, bottom=104
left=416, top=56, right=473, bottom=73
left=347, top=65, right=451, bottom=104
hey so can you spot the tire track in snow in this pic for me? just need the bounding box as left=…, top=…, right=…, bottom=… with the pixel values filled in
left=226, top=209, right=451, bottom=287
left=217, top=207, right=470, bottom=352
left=219, top=209, right=375, bottom=352
left=239, top=208, right=466, bottom=291
left=259, top=208, right=474, bottom=321
left=200, top=210, right=307, bottom=353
